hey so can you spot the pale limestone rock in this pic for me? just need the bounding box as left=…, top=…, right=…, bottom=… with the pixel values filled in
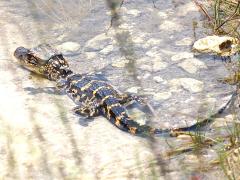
left=153, top=60, right=168, bottom=71
left=126, top=86, right=141, bottom=93
left=100, top=45, right=114, bottom=55
left=171, top=52, right=194, bottom=62
left=177, top=134, right=192, bottom=140
left=154, top=92, right=172, bottom=100
left=139, top=64, right=152, bottom=71
left=57, top=41, right=81, bottom=54
left=84, top=33, right=112, bottom=52
left=111, top=60, right=129, bottom=68
left=157, top=11, right=168, bottom=19
left=146, top=38, right=162, bottom=47
left=175, top=37, right=193, bottom=46
left=193, top=35, right=239, bottom=56
left=184, top=155, right=199, bottom=163
left=153, top=76, right=164, bottom=83
left=126, top=9, right=141, bottom=17
left=132, top=36, right=145, bottom=43
left=159, top=20, right=183, bottom=31
left=139, top=60, right=167, bottom=72
left=142, top=73, right=151, bottom=79
left=170, top=78, right=204, bottom=93
left=146, top=48, right=162, bottom=58
left=85, top=52, right=97, bottom=59
left=178, top=58, right=207, bottom=74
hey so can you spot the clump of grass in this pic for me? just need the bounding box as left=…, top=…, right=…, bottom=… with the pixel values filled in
left=217, top=146, right=240, bottom=180
left=195, top=0, right=240, bottom=38
left=212, top=0, right=240, bottom=37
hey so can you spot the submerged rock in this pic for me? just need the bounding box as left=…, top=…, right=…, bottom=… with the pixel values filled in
left=175, top=37, right=193, bottom=46
left=170, top=78, right=204, bottom=93
left=153, top=76, right=164, bottom=83
left=84, top=33, right=112, bottom=52
left=171, top=52, right=194, bottom=62
left=57, top=41, right=81, bottom=55
left=111, top=60, right=129, bottom=68
left=178, top=58, right=207, bottom=74
left=126, top=9, right=141, bottom=17
left=154, top=92, right=172, bottom=101
left=126, top=86, right=141, bottom=93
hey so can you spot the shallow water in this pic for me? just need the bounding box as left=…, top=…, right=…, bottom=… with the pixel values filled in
left=0, top=0, right=236, bottom=179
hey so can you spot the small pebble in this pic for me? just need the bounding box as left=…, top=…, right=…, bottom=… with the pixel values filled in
left=171, top=52, right=194, bottom=62
left=126, top=86, right=141, bottom=94
left=57, top=41, right=81, bottom=55
left=153, top=76, right=164, bottom=83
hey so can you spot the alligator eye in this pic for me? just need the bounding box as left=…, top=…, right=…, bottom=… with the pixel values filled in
left=28, top=57, right=38, bottom=65
left=29, top=59, right=37, bottom=65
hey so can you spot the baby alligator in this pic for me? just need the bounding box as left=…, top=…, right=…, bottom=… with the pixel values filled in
left=14, top=44, right=228, bottom=136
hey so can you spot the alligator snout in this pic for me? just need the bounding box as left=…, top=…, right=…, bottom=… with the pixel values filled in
left=14, top=47, right=29, bottom=60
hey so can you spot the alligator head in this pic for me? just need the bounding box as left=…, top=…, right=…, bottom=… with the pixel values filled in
left=14, top=44, right=72, bottom=81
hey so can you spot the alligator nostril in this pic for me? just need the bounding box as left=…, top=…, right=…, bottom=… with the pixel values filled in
left=14, top=46, right=29, bottom=59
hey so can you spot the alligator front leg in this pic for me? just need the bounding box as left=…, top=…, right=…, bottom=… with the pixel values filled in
left=73, top=103, right=100, bottom=118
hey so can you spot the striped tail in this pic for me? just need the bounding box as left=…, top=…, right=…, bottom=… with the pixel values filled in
left=110, top=114, right=172, bottom=137
left=103, top=99, right=171, bottom=136
left=103, top=97, right=172, bottom=136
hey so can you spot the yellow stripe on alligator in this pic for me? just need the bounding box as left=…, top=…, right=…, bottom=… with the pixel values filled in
left=93, top=86, right=109, bottom=96
left=101, top=95, right=114, bottom=104
left=80, top=80, right=95, bottom=91
left=115, top=117, right=121, bottom=127
left=106, top=103, right=120, bottom=119
left=81, top=80, right=107, bottom=91
left=107, top=103, right=120, bottom=110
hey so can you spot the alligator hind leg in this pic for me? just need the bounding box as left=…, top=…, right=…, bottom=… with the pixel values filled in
left=118, top=93, right=156, bottom=115
left=118, top=93, right=147, bottom=105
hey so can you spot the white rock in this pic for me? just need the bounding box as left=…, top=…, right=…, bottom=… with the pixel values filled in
left=126, top=86, right=141, bottom=94
left=146, top=38, right=162, bottom=47
left=159, top=20, right=183, bottom=31
left=85, top=52, right=97, bottom=59
left=146, top=48, right=161, bottom=58
left=139, top=64, right=152, bottom=71
left=111, top=60, right=129, bottom=68
left=153, top=76, right=164, bottom=83
left=154, top=92, right=172, bottom=100
left=169, top=78, right=204, bottom=93
left=100, top=45, right=114, bottom=55
left=178, top=58, right=207, bottom=74
left=157, top=12, right=168, bottom=19
left=175, top=37, right=193, bottom=46
left=184, top=155, right=199, bottom=163
left=142, top=73, right=151, bottom=79
left=84, top=33, right=112, bottom=52
left=132, top=36, right=144, bottom=43
left=126, top=9, right=141, bottom=17
left=153, top=60, right=168, bottom=71
left=57, top=41, right=80, bottom=54
left=171, top=52, right=194, bottom=62
left=143, top=88, right=154, bottom=92
left=193, top=35, right=239, bottom=56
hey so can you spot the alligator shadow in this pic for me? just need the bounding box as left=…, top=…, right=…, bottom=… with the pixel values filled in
left=24, top=87, right=64, bottom=95
left=78, top=117, right=95, bottom=127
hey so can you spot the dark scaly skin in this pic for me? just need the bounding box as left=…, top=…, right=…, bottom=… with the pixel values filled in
left=57, top=73, right=170, bottom=136
left=14, top=44, right=230, bottom=136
